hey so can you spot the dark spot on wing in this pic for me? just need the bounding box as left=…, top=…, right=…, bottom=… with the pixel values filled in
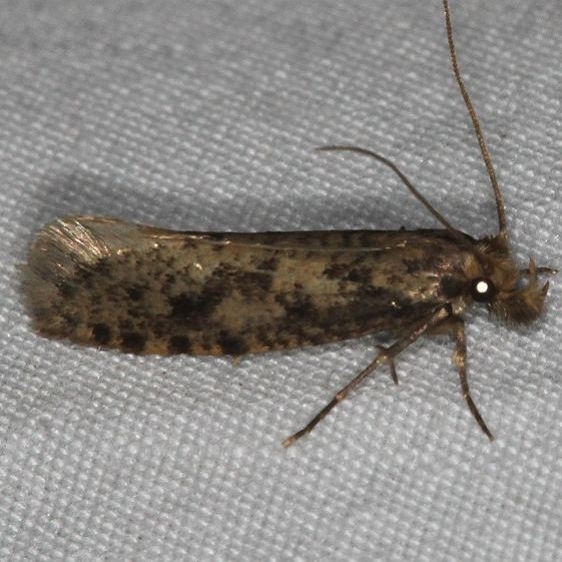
left=236, top=271, right=273, bottom=297
left=169, top=292, right=217, bottom=320
left=92, top=323, right=111, bottom=345
left=169, top=294, right=198, bottom=318
left=121, top=332, right=146, bottom=353
left=276, top=286, right=318, bottom=322
left=168, top=335, right=191, bottom=354
left=217, top=331, right=249, bottom=356
left=127, top=284, right=145, bottom=301
left=323, top=262, right=349, bottom=280
left=354, top=284, right=391, bottom=301
left=346, top=266, right=372, bottom=284
left=288, top=294, right=317, bottom=320
left=256, top=256, right=279, bottom=271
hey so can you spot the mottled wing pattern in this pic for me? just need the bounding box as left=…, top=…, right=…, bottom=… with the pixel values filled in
left=23, top=216, right=474, bottom=355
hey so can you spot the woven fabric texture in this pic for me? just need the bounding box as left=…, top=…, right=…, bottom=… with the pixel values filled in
left=1, top=0, right=560, bottom=560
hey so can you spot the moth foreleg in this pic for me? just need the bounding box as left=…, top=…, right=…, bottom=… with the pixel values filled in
left=449, top=316, right=494, bottom=441
left=282, top=305, right=453, bottom=447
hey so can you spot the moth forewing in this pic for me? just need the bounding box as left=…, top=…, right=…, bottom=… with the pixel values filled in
left=21, top=0, right=555, bottom=446
left=24, top=217, right=481, bottom=355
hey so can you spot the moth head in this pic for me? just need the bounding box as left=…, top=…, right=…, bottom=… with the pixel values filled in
left=472, top=256, right=551, bottom=326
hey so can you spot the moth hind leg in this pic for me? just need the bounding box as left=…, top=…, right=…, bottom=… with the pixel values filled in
left=282, top=305, right=453, bottom=447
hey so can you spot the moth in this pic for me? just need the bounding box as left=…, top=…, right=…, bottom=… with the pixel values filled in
left=22, top=0, right=555, bottom=446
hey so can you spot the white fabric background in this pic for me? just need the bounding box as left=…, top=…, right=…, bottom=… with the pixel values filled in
left=1, top=0, right=561, bottom=560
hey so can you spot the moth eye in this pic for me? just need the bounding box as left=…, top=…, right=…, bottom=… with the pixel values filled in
left=470, top=277, right=496, bottom=302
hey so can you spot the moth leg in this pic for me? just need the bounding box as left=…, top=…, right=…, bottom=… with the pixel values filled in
left=282, top=305, right=452, bottom=447
left=377, top=344, right=398, bottom=385
left=448, top=316, right=494, bottom=441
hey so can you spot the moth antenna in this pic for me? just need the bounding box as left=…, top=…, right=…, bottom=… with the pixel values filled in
left=443, top=0, right=507, bottom=236
left=316, top=145, right=461, bottom=235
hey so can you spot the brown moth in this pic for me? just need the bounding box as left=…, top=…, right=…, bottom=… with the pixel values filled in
left=22, top=0, right=555, bottom=446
